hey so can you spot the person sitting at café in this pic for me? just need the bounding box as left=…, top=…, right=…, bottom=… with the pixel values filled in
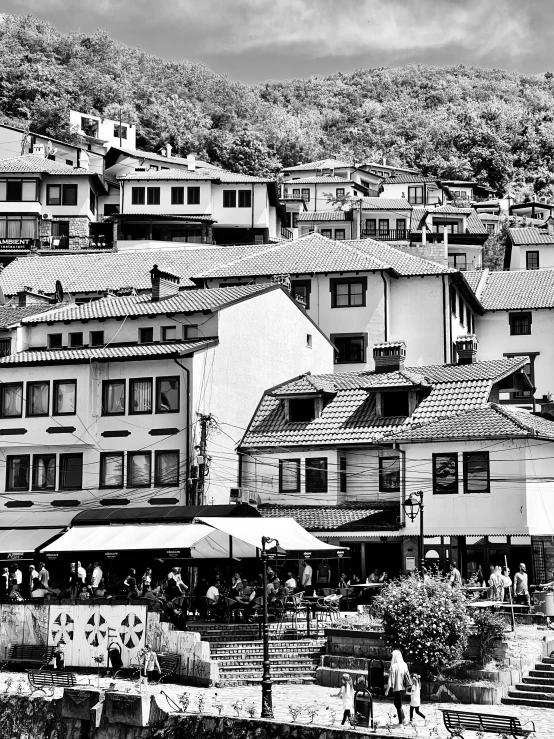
left=379, top=571, right=389, bottom=583
left=368, top=569, right=380, bottom=583
left=236, top=580, right=258, bottom=620
left=78, top=583, right=91, bottom=601
left=231, top=571, right=242, bottom=590
left=206, top=581, right=220, bottom=603
left=231, top=575, right=244, bottom=597
left=30, top=576, right=50, bottom=599
left=348, top=573, right=361, bottom=586
left=338, top=573, right=349, bottom=589
left=285, top=572, right=297, bottom=594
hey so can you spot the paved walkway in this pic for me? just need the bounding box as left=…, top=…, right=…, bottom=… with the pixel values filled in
left=1, top=672, right=551, bottom=736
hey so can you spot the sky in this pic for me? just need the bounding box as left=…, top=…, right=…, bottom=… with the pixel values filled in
left=1, top=0, right=553, bottom=84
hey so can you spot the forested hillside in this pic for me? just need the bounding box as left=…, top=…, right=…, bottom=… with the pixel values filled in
left=2, top=14, right=554, bottom=198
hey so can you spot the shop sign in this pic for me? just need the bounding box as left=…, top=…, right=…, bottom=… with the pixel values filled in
left=46, top=553, right=59, bottom=560
left=337, top=550, right=345, bottom=558
left=7, top=551, right=24, bottom=559
left=0, top=239, right=31, bottom=248
left=105, top=552, right=119, bottom=559
left=166, top=550, right=181, bottom=558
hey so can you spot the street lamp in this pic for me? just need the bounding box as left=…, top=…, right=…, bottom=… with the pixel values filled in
left=260, top=535, right=286, bottom=719
left=402, top=490, right=425, bottom=571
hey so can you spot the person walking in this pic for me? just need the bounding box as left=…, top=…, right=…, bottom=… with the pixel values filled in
left=37, top=562, right=49, bottom=587
left=331, top=673, right=354, bottom=725
left=385, top=649, right=411, bottom=726
left=449, top=562, right=462, bottom=587
left=301, top=560, right=313, bottom=596
left=409, top=673, right=426, bottom=722
left=489, top=565, right=504, bottom=602
left=514, top=563, right=531, bottom=606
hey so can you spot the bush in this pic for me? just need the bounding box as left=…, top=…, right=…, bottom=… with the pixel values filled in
left=471, top=609, right=506, bottom=665
left=374, top=572, right=470, bottom=674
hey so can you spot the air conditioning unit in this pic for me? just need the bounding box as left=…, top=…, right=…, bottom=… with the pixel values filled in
left=229, top=487, right=258, bottom=507
left=42, top=213, right=52, bottom=220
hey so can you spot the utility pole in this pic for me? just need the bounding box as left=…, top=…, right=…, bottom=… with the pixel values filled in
left=196, top=414, right=211, bottom=506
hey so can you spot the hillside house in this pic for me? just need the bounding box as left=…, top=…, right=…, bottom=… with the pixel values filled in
left=504, top=227, right=554, bottom=270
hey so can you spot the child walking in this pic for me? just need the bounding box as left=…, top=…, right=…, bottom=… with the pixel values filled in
left=331, top=673, right=355, bottom=725
left=409, top=673, right=426, bottom=722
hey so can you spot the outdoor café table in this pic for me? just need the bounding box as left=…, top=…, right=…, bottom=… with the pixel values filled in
left=467, top=600, right=498, bottom=609
left=301, top=595, right=323, bottom=637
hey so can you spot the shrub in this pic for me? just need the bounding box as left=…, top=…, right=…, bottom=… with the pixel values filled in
left=471, top=609, right=506, bottom=665
left=374, top=571, right=470, bottom=673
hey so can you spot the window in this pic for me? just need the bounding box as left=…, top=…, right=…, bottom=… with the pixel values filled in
left=170, top=187, right=184, bottom=205
left=509, top=312, right=532, bottom=336
left=154, top=451, right=179, bottom=486
left=396, top=218, right=406, bottom=233
left=100, top=452, right=124, bottom=488
left=332, top=334, right=366, bottom=363
left=162, top=325, right=177, bottom=341
left=0, top=215, right=37, bottom=240
left=27, top=381, right=49, bottom=417
left=449, top=254, right=467, bottom=270
left=130, top=378, right=152, bottom=414
left=463, top=452, right=490, bottom=494
left=187, top=186, right=200, bottom=205
left=104, top=204, right=119, bottom=216
left=69, top=332, right=83, bottom=347
left=381, top=391, right=409, bottom=417
left=334, top=229, right=345, bottom=240
left=433, top=220, right=459, bottom=234
left=336, top=188, right=345, bottom=198
left=6, top=181, right=22, bottom=201
left=301, top=188, right=310, bottom=201
left=132, top=187, right=145, bottom=205
left=526, top=251, right=539, bottom=270
left=113, top=124, right=127, bottom=139
left=89, top=188, right=96, bottom=215
left=433, top=453, right=458, bottom=494
left=486, top=223, right=496, bottom=235
left=0, top=338, right=10, bottom=357
left=46, top=185, right=61, bottom=206
left=408, top=186, right=423, bottom=205
left=379, top=456, right=400, bottom=492
left=32, top=455, right=55, bottom=490
left=184, top=324, right=199, bottom=340
left=365, top=218, right=376, bottom=234
left=128, top=452, right=151, bottom=488
left=292, top=188, right=300, bottom=198
left=147, top=187, right=160, bottom=205
left=156, top=376, right=179, bottom=413
left=59, top=453, right=83, bottom=489
left=238, top=190, right=252, bottom=207
left=6, top=455, right=30, bottom=491
left=291, top=280, right=311, bottom=309
left=331, top=277, right=366, bottom=307
left=288, top=398, right=315, bottom=423
left=279, top=459, right=300, bottom=493
left=223, top=190, right=237, bottom=208
left=378, top=219, right=389, bottom=234
left=1, top=383, right=23, bottom=417
left=48, top=333, right=63, bottom=349
left=90, top=330, right=104, bottom=347
left=139, top=327, right=154, bottom=343
left=102, top=380, right=125, bottom=415
left=339, top=457, right=347, bottom=493
left=53, top=380, right=76, bottom=415
left=450, top=287, right=457, bottom=316
left=0, top=179, right=37, bottom=201
left=320, top=229, right=332, bottom=238
left=306, top=458, right=327, bottom=493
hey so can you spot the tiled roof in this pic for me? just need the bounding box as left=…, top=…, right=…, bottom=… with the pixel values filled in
left=0, top=340, right=214, bottom=366
left=382, top=175, right=441, bottom=185
left=462, top=270, right=485, bottom=293
left=23, top=284, right=275, bottom=323
left=342, top=238, right=455, bottom=276
left=508, top=227, right=554, bottom=245
left=259, top=504, right=400, bottom=532
left=296, top=211, right=348, bottom=222
left=363, top=198, right=412, bottom=210
left=111, top=213, right=215, bottom=222
left=0, top=304, right=54, bottom=329
left=429, top=205, right=473, bottom=214
left=410, top=208, right=427, bottom=231
left=472, top=269, right=554, bottom=310
left=282, top=159, right=353, bottom=172
left=0, top=154, right=92, bottom=176
left=240, top=357, right=533, bottom=448
left=119, top=167, right=273, bottom=183
left=110, top=146, right=217, bottom=170
left=428, top=206, right=488, bottom=235
left=0, top=245, right=277, bottom=296
left=284, top=177, right=361, bottom=185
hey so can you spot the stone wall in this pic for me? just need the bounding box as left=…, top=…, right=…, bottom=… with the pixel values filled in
left=40, top=216, right=91, bottom=250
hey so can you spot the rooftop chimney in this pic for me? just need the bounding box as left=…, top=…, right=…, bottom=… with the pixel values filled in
left=165, top=143, right=172, bottom=159
left=373, top=340, right=406, bottom=373
left=150, top=264, right=181, bottom=302
left=187, top=153, right=196, bottom=171
left=272, top=274, right=291, bottom=292
left=32, top=144, right=45, bottom=157
left=455, top=335, right=478, bottom=365
left=77, top=149, right=89, bottom=170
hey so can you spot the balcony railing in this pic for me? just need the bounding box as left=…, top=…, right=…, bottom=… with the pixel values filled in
left=361, top=229, right=410, bottom=241
left=281, top=226, right=294, bottom=240
left=280, top=193, right=310, bottom=202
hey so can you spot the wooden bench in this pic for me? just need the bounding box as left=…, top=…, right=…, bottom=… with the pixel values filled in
left=1, top=644, right=55, bottom=670
left=441, top=709, right=535, bottom=737
left=28, top=669, right=76, bottom=693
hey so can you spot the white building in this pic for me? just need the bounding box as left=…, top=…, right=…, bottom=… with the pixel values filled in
left=504, top=227, right=554, bottom=270
left=240, top=350, right=553, bottom=583
left=69, top=110, right=137, bottom=152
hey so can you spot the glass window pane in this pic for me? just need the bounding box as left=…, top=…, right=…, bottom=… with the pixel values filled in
left=306, top=458, right=327, bottom=493
left=0, top=182, right=5, bottom=201
left=379, top=457, right=400, bottom=492
left=7, top=218, right=20, bottom=238
left=465, top=452, right=489, bottom=493
left=434, top=454, right=458, bottom=494
left=48, top=185, right=61, bottom=205
left=27, top=382, right=49, bottom=416
left=2, top=384, right=22, bottom=417
left=22, top=181, right=36, bottom=201
left=280, top=460, right=299, bottom=491
left=128, top=453, right=151, bottom=487
left=156, top=377, right=179, bottom=412
left=54, top=381, right=76, bottom=414
left=131, top=380, right=152, bottom=413
left=20, top=217, right=35, bottom=238
left=101, top=454, right=123, bottom=487
left=33, top=455, right=55, bottom=490
left=60, top=454, right=82, bottom=489
left=7, top=456, right=29, bottom=490
left=0, top=218, right=6, bottom=238
left=103, top=381, right=125, bottom=414
left=63, top=185, right=77, bottom=206
left=155, top=452, right=179, bottom=485
left=335, top=283, right=349, bottom=306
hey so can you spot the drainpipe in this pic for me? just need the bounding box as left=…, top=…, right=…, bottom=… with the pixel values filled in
left=441, top=274, right=448, bottom=363
left=174, top=358, right=191, bottom=505
left=395, top=442, right=406, bottom=528
left=380, top=272, right=388, bottom=341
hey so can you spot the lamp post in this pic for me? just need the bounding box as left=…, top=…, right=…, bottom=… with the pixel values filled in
left=402, top=491, right=425, bottom=572
left=260, top=536, right=286, bottom=719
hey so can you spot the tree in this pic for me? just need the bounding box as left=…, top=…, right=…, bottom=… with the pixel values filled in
left=374, top=571, right=470, bottom=673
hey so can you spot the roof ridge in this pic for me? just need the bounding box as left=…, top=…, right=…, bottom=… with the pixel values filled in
left=490, top=403, right=536, bottom=434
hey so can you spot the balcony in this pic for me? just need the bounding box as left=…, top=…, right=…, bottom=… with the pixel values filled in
left=280, top=193, right=310, bottom=202
left=361, top=229, right=410, bottom=241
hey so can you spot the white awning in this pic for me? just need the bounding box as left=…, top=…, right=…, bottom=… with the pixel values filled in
left=0, top=528, right=67, bottom=555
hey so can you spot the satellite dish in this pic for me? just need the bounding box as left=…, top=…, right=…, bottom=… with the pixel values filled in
left=0, top=285, right=5, bottom=306
left=55, top=280, right=64, bottom=303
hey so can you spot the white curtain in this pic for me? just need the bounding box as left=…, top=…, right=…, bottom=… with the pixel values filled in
left=102, top=454, right=123, bottom=487
left=34, top=456, right=55, bottom=489
left=132, top=381, right=152, bottom=413
left=3, top=385, right=22, bottom=416
left=29, top=382, right=48, bottom=415
left=106, top=382, right=125, bottom=413
left=56, top=382, right=75, bottom=413
left=129, top=453, right=151, bottom=487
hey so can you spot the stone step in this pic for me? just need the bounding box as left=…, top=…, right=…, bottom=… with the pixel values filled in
left=212, top=652, right=323, bottom=662
left=210, top=644, right=324, bottom=654
left=215, top=659, right=319, bottom=670
left=217, top=676, right=317, bottom=686
left=216, top=664, right=317, bottom=675
left=528, top=669, right=554, bottom=678
left=541, top=656, right=554, bottom=664
left=518, top=680, right=554, bottom=693
left=502, top=694, right=554, bottom=708
left=532, top=662, right=554, bottom=671
left=522, top=675, right=554, bottom=687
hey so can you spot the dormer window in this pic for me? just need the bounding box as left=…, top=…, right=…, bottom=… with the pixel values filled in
left=382, top=391, right=409, bottom=417
left=289, top=398, right=316, bottom=423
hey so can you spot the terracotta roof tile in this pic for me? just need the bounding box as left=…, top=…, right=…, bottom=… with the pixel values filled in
left=474, top=269, right=554, bottom=310
left=0, top=304, right=54, bottom=329
left=296, top=211, right=348, bottom=222
left=282, top=159, right=353, bottom=172
left=283, top=176, right=362, bottom=185
left=0, top=154, right=92, bottom=176
left=508, top=227, right=554, bottom=245
left=259, top=504, right=400, bottom=532
left=363, top=198, right=412, bottom=210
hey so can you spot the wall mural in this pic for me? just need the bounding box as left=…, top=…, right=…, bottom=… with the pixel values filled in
left=48, top=605, right=147, bottom=668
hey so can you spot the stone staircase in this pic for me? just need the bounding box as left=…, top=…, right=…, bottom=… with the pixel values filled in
left=194, top=622, right=326, bottom=686
left=503, top=655, right=554, bottom=708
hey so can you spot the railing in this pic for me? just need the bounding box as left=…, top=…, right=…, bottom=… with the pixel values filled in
left=280, top=226, right=294, bottom=240
left=361, top=229, right=410, bottom=240
left=280, top=193, right=310, bottom=202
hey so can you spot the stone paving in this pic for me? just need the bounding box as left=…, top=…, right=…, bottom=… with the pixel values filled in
left=0, top=671, right=552, bottom=737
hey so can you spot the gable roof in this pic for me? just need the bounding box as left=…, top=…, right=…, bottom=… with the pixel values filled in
left=239, top=357, right=537, bottom=449
left=363, top=198, right=412, bottom=210
left=0, top=154, right=106, bottom=190
left=259, top=504, right=400, bottom=533
left=296, top=211, right=348, bottom=222
left=282, top=158, right=354, bottom=172
left=508, top=227, right=554, bottom=245
left=283, top=176, right=363, bottom=185
left=381, top=174, right=441, bottom=185
left=0, top=304, right=54, bottom=329
left=118, top=167, right=273, bottom=184
left=470, top=268, right=554, bottom=310
left=23, top=284, right=276, bottom=324
left=107, top=146, right=218, bottom=170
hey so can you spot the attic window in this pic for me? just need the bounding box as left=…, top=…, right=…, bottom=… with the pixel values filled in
left=288, top=398, right=315, bottom=423
left=382, top=391, right=409, bottom=417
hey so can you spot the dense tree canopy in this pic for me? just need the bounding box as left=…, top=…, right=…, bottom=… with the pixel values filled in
left=2, top=14, right=554, bottom=193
